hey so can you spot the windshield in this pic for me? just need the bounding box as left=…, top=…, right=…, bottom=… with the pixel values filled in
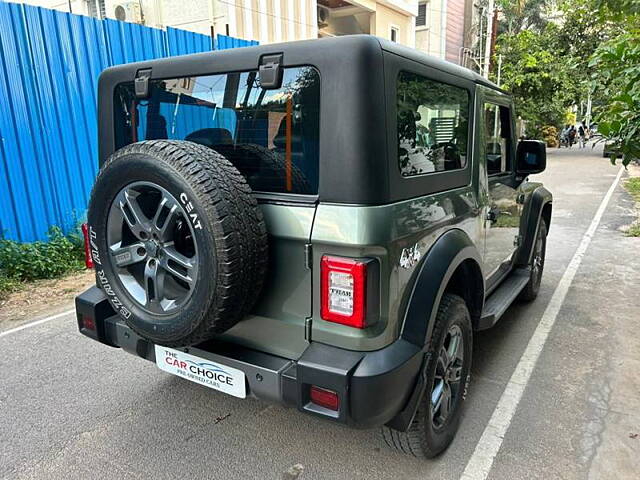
left=114, top=66, right=320, bottom=195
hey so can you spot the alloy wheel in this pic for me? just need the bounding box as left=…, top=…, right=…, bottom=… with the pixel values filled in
left=106, top=181, right=198, bottom=314
left=431, top=324, right=465, bottom=430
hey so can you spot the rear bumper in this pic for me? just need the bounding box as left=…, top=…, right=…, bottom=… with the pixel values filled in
left=76, top=286, right=424, bottom=428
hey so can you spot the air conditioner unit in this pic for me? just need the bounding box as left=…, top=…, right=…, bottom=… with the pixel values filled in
left=317, top=5, right=330, bottom=27
left=114, top=2, right=142, bottom=24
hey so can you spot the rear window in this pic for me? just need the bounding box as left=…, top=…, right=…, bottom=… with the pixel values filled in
left=114, top=67, right=320, bottom=195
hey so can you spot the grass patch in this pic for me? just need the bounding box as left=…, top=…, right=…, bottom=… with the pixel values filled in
left=624, top=177, right=640, bottom=237
left=625, top=177, right=640, bottom=202
left=0, top=226, right=85, bottom=299
left=627, top=223, right=640, bottom=237
left=0, top=274, right=21, bottom=299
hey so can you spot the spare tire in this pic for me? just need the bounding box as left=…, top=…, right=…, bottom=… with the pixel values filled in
left=206, top=143, right=312, bottom=194
left=87, top=140, right=268, bottom=346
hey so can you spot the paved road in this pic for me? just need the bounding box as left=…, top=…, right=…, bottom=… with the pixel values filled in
left=2, top=146, right=639, bottom=480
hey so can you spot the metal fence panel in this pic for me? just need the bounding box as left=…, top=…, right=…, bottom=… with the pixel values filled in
left=216, top=34, right=259, bottom=50
left=0, top=1, right=256, bottom=242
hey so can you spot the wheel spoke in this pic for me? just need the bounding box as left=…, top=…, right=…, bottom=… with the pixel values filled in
left=449, top=365, right=463, bottom=383
left=431, top=379, right=444, bottom=418
left=118, top=190, right=150, bottom=239
left=161, top=246, right=195, bottom=285
left=440, top=384, right=452, bottom=420
left=447, top=330, right=462, bottom=364
left=440, top=345, right=451, bottom=369
left=144, top=259, right=165, bottom=307
left=152, top=196, right=179, bottom=242
left=110, top=242, right=146, bottom=267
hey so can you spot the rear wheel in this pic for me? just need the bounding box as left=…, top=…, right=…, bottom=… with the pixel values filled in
left=381, top=293, right=472, bottom=458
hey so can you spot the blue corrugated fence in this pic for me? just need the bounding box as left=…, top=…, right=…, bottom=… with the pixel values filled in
left=0, top=1, right=257, bottom=242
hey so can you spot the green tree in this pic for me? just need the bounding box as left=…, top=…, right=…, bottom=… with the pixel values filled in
left=590, top=22, right=640, bottom=165
left=494, top=28, right=576, bottom=137
left=496, top=0, right=552, bottom=34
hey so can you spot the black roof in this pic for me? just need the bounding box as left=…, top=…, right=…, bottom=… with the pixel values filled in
left=99, top=34, right=506, bottom=205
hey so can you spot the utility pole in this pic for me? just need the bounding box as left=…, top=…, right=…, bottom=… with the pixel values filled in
left=483, top=0, right=495, bottom=79
left=585, top=92, right=592, bottom=128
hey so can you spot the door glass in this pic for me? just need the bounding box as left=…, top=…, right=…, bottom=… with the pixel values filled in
left=484, top=103, right=511, bottom=175
left=483, top=102, right=521, bottom=281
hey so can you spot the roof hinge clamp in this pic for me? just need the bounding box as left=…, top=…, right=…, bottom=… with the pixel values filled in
left=258, top=53, right=283, bottom=90
left=134, top=68, right=152, bottom=99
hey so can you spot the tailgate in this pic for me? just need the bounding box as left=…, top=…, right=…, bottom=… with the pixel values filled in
left=218, top=203, right=316, bottom=360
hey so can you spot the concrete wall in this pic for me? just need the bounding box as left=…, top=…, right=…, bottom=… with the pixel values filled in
left=373, top=2, right=415, bottom=46
left=445, top=0, right=465, bottom=63
left=415, top=0, right=445, bottom=58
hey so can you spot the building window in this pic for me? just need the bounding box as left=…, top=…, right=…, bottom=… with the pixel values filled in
left=416, top=2, right=427, bottom=27
left=87, top=0, right=105, bottom=19
left=390, top=26, right=398, bottom=42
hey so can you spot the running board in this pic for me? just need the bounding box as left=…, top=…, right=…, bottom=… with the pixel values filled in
left=478, top=268, right=531, bottom=330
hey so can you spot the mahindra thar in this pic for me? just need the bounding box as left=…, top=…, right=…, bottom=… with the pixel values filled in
left=76, top=35, right=552, bottom=457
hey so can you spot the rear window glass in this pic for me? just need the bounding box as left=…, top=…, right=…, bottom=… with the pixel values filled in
left=114, top=67, right=320, bottom=195
left=397, top=71, right=469, bottom=177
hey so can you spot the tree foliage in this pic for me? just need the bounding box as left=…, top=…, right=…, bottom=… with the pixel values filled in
left=494, top=0, right=638, bottom=152
left=494, top=27, right=576, bottom=138
left=590, top=20, right=640, bottom=165
left=496, top=0, right=552, bottom=34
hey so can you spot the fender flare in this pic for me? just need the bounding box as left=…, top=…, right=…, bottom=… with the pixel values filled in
left=400, top=228, right=484, bottom=348
left=515, top=186, right=553, bottom=266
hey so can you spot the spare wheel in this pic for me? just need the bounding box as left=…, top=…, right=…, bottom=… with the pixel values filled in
left=87, top=140, right=267, bottom=346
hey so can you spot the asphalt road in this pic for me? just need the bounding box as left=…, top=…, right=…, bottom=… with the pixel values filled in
left=2, top=146, right=639, bottom=480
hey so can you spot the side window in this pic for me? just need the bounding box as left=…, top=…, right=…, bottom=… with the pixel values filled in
left=484, top=103, right=513, bottom=175
left=397, top=71, right=470, bottom=177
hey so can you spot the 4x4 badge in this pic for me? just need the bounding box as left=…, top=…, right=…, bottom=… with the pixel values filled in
left=400, top=244, right=422, bottom=269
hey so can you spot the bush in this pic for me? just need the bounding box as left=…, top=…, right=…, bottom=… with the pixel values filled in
left=542, top=125, right=559, bottom=147
left=0, top=226, right=86, bottom=285
left=0, top=274, right=20, bottom=299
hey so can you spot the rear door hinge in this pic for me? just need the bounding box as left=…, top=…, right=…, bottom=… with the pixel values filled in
left=304, top=243, right=312, bottom=270
left=134, top=68, right=152, bottom=99
left=304, top=317, right=312, bottom=342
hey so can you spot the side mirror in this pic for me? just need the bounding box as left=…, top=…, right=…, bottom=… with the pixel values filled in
left=516, top=140, right=546, bottom=175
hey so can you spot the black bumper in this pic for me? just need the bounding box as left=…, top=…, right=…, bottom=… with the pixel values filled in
left=76, top=286, right=424, bottom=429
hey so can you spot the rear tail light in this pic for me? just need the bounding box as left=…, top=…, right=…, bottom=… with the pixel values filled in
left=310, top=386, right=340, bottom=411
left=320, top=256, right=367, bottom=328
left=81, top=223, right=94, bottom=269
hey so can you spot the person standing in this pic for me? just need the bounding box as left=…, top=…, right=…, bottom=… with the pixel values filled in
left=568, top=125, right=577, bottom=148
left=578, top=122, right=587, bottom=148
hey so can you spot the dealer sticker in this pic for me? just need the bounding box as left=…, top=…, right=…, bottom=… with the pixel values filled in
left=155, top=346, right=246, bottom=398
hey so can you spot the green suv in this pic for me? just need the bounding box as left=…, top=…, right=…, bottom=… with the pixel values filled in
left=76, top=35, right=552, bottom=457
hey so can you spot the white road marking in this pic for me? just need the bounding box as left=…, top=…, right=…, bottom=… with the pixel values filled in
left=461, top=166, right=625, bottom=480
left=0, top=309, right=75, bottom=339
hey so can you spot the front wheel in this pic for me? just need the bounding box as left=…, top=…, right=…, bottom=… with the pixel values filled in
left=381, top=293, right=472, bottom=458
left=519, top=220, right=547, bottom=302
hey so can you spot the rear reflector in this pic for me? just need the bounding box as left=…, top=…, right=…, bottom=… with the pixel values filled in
left=320, top=256, right=367, bottom=328
left=310, top=386, right=339, bottom=411
left=81, top=223, right=94, bottom=269
left=81, top=316, right=96, bottom=331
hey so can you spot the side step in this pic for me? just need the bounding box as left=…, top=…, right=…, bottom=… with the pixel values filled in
left=477, top=268, right=531, bottom=330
